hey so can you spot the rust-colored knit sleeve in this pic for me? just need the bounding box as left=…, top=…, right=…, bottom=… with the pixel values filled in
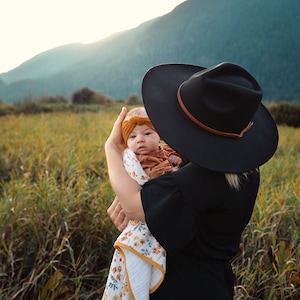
left=136, top=150, right=173, bottom=179
left=162, top=144, right=188, bottom=166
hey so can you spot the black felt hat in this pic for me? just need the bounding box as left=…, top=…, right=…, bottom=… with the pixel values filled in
left=142, top=62, right=278, bottom=172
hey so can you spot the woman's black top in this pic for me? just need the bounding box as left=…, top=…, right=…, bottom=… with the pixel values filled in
left=141, top=162, right=259, bottom=300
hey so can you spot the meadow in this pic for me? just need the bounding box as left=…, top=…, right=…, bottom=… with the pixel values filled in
left=0, top=107, right=299, bottom=299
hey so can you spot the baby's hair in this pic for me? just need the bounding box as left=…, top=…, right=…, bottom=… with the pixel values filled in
left=126, top=107, right=147, bottom=119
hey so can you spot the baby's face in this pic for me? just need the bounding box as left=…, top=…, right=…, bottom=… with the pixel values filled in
left=127, top=124, right=160, bottom=155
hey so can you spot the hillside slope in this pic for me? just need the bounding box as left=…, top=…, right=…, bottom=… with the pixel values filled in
left=0, top=0, right=299, bottom=103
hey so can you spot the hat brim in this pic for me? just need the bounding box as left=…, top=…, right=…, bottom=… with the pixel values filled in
left=142, top=64, right=278, bottom=173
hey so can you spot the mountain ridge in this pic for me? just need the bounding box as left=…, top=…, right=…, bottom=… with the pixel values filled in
left=1, top=0, right=299, bottom=103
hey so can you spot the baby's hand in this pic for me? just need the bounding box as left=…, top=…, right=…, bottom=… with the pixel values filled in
left=169, top=154, right=183, bottom=168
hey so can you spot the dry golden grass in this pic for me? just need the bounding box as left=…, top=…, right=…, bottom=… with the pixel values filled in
left=0, top=110, right=121, bottom=299
left=0, top=111, right=299, bottom=299
left=233, top=126, right=300, bottom=300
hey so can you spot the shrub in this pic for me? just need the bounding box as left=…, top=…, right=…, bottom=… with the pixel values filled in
left=71, top=88, right=113, bottom=105
left=91, top=91, right=113, bottom=105
left=37, top=95, right=68, bottom=104
left=268, top=102, right=300, bottom=128
left=126, top=93, right=142, bottom=105
left=71, top=87, right=94, bottom=104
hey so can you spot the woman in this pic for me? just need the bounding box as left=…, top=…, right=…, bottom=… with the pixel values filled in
left=105, top=62, right=278, bottom=299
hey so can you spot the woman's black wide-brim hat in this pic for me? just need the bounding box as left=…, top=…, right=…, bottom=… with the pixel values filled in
left=142, top=62, right=278, bottom=173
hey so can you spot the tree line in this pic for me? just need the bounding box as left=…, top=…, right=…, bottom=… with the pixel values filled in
left=0, top=87, right=300, bottom=128
left=0, top=87, right=142, bottom=116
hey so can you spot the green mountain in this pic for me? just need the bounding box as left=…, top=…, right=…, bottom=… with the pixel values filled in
left=0, top=0, right=299, bottom=103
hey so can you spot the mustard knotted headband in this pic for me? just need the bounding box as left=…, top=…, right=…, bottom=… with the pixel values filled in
left=122, top=116, right=156, bottom=144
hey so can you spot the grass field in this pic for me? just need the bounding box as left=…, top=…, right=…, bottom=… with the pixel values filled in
left=0, top=108, right=299, bottom=299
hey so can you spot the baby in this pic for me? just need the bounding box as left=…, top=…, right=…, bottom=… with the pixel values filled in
left=102, top=107, right=185, bottom=300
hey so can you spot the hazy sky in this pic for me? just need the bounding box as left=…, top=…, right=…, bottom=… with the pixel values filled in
left=0, top=0, right=185, bottom=73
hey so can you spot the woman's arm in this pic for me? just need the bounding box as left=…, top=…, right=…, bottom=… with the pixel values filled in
left=105, top=107, right=145, bottom=221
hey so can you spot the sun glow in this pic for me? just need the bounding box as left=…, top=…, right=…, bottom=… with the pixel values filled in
left=0, top=0, right=185, bottom=73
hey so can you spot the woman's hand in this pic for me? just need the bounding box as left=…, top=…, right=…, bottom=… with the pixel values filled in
left=107, top=196, right=129, bottom=232
left=105, top=107, right=127, bottom=153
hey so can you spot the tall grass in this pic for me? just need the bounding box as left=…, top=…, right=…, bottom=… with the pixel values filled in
left=0, top=110, right=299, bottom=299
left=0, top=109, right=121, bottom=299
left=233, top=126, right=300, bottom=300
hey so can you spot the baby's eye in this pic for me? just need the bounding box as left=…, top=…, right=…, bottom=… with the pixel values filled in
left=129, top=134, right=136, bottom=139
left=144, top=131, right=152, bottom=136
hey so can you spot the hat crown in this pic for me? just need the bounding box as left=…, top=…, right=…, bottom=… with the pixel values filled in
left=179, top=63, right=262, bottom=134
